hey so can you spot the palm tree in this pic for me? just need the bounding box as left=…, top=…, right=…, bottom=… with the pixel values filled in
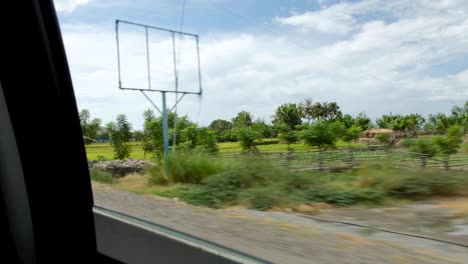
left=323, top=102, right=342, bottom=120
left=299, top=98, right=314, bottom=124
left=311, top=102, right=326, bottom=121
left=232, top=111, right=253, bottom=128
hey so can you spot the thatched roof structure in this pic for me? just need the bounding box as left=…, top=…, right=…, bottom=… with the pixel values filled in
left=363, top=128, right=394, bottom=138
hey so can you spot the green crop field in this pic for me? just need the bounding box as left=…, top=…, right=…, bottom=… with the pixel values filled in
left=84, top=139, right=367, bottom=160
left=85, top=142, right=145, bottom=160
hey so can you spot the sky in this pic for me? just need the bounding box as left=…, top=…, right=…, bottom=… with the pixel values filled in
left=54, top=0, right=468, bottom=130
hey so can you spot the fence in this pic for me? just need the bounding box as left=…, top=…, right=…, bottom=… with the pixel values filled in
left=217, top=147, right=468, bottom=171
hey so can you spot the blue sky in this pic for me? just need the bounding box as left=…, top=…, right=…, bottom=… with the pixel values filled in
left=55, top=0, right=468, bottom=129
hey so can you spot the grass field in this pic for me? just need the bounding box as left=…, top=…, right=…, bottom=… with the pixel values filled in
left=84, top=139, right=366, bottom=160
left=85, top=142, right=146, bottom=160
left=85, top=139, right=468, bottom=161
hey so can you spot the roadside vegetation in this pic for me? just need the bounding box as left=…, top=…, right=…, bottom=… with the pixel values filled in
left=86, top=100, right=468, bottom=210
left=91, top=153, right=468, bottom=210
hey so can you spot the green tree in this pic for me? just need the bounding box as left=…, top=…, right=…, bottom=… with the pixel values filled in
left=300, top=121, right=344, bottom=170
left=180, top=124, right=199, bottom=149
left=109, top=114, right=133, bottom=160
left=354, top=112, right=372, bottom=131
left=323, top=102, right=342, bottom=120
left=196, top=127, right=219, bottom=153
left=252, top=119, right=275, bottom=139
left=408, top=139, right=437, bottom=167
left=179, top=125, right=219, bottom=153
left=87, top=118, right=102, bottom=140
left=236, top=127, right=260, bottom=155
left=311, top=102, right=326, bottom=121
left=79, top=109, right=90, bottom=135
left=450, top=101, right=468, bottom=133
left=433, top=125, right=464, bottom=170
left=276, top=124, right=298, bottom=148
left=79, top=109, right=101, bottom=143
left=209, top=119, right=235, bottom=142
left=300, top=121, right=345, bottom=150
left=143, top=109, right=155, bottom=122
left=142, top=117, right=163, bottom=160
left=311, top=101, right=342, bottom=121
left=272, top=103, right=303, bottom=129
left=342, top=125, right=362, bottom=145
left=232, top=111, right=253, bottom=128
left=340, top=114, right=354, bottom=129
left=405, top=114, right=425, bottom=135
left=132, top=130, right=144, bottom=141
left=142, top=111, right=196, bottom=159
left=425, top=113, right=454, bottom=134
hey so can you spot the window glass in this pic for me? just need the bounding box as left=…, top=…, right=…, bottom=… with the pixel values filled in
left=55, top=0, right=468, bottom=263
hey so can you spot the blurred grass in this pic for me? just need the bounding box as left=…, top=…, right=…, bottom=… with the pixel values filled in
left=97, top=154, right=468, bottom=211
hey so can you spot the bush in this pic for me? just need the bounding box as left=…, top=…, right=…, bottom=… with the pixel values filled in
left=96, top=155, right=109, bottom=161
left=146, top=166, right=168, bottom=185
left=181, top=171, right=242, bottom=208
left=243, top=187, right=282, bottom=210
left=90, top=168, right=114, bottom=184
left=400, top=138, right=418, bottom=148
left=300, top=185, right=383, bottom=205
left=385, top=171, right=460, bottom=198
left=147, top=153, right=224, bottom=185
left=356, top=167, right=464, bottom=198
left=142, top=153, right=468, bottom=211
left=408, top=139, right=437, bottom=158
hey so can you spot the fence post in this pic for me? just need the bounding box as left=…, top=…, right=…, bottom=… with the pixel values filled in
left=443, top=157, right=449, bottom=170
left=318, top=149, right=324, bottom=171
left=420, top=155, right=427, bottom=168
left=347, top=149, right=354, bottom=167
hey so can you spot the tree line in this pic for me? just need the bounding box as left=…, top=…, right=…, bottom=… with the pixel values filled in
left=79, top=100, right=467, bottom=160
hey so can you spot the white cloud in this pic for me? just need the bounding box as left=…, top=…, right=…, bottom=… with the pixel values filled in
left=277, top=3, right=357, bottom=34
left=59, top=0, right=468, bottom=129
left=54, top=0, right=90, bottom=12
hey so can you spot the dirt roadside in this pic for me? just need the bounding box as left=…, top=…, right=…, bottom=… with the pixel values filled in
left=92, top=183, right=468, bottom=264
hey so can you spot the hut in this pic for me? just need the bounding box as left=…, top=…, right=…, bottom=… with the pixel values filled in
left=363, top=128, right=395, bottom=138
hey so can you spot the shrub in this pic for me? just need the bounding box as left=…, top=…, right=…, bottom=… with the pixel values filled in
left=301, top=185, right=383, bottom=206
left=236, top=128, right=260, bottom=154
left=355, top=167, right=464, bottom=198
left=408, top=139, right=437, bottom=158
left=147, top=153, right=224, bottom=185
left=400, top=138, right=418, bottom=148
left=90, top=168, right=114, bottom=184
left=146, top=166, right=168, bottom=185
left=181, top=171, right=242, bottom=208
left=243, top=187, right=282, bottom=210
left=385, top=171, right=460, bottom=198
left=143, top=154, right=468, bottom=210
left=96, top=155, right=109, bottom=161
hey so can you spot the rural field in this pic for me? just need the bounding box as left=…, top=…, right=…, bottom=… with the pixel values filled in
left=85, top=139, right=365, bottom=160
left=88, top=140, right=468, bottom=263
left=83, top=101, right=468, bottom=263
